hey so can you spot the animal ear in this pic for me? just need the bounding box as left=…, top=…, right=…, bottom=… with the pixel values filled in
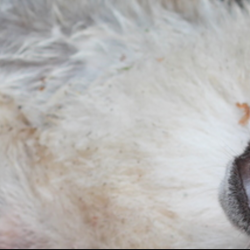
left=219, top=143, right=250, bottom=234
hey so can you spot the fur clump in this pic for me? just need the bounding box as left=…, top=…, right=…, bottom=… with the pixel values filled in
left=0, top=0, right=249, bottom=248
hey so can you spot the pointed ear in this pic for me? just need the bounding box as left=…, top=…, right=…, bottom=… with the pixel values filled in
left=220, top=143, right=250, bottom=234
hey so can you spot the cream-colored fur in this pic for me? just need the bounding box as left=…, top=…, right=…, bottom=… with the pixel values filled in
left=0, top=0, right=249, bottom=248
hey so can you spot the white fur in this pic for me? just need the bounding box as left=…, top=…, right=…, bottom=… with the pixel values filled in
left=0, top=0, right=249, bottom=248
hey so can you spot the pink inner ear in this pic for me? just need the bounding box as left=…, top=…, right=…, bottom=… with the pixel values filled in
left=0, top=214, right=28, bottom=250
left=0, top=216, right=18, bottom=249
left=0, top=212, right=49, bottom=249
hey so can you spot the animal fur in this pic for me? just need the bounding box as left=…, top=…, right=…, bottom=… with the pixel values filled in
left=0, top=0, right=249, bottom=248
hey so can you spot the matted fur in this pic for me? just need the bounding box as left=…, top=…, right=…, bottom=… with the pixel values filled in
left=0, top=0, right=249, bottom=248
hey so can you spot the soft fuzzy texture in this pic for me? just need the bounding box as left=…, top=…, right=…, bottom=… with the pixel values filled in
left=0, top=0, right=250, bottom=249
